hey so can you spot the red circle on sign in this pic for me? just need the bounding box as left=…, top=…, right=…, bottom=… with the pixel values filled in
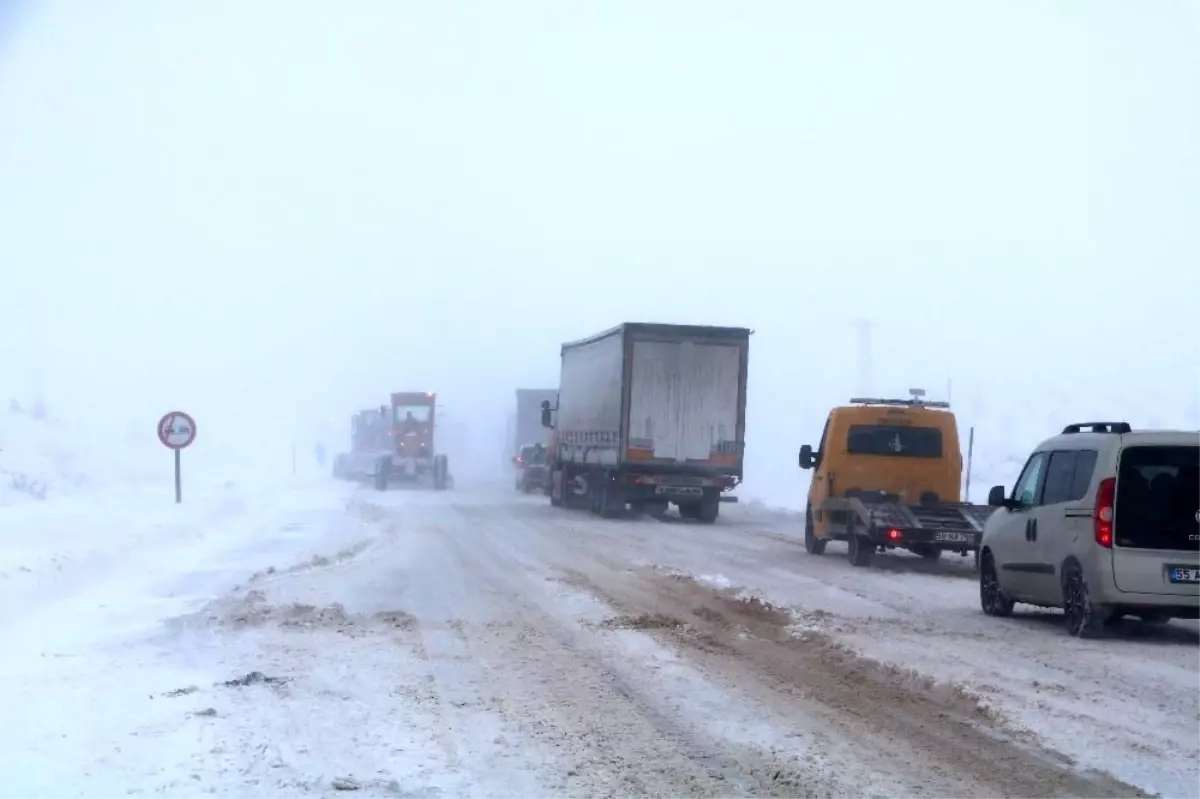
left=157, top=411, right=197, bottom=450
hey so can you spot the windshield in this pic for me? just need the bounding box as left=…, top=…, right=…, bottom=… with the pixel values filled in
left=394, top=404, right=432, bottom=424
left=846, top=425, right=943, bottom=458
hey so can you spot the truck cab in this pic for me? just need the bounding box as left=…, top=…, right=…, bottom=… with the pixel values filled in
left=799, top=390, right=989, bottom=566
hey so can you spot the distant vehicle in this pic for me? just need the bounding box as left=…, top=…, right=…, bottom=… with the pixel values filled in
left=798, top=389, right=993, bottom=566
left=332, top=408, right=391, bottom=481
left=541, top=322, right=750, bottom=522
left=374, top=391, right=451, bottom=491
left=511, top=389, right=557, bottom=460
left=979, top=422, right=1199, bottom=637
left=513, top=442, right=549, bottom=493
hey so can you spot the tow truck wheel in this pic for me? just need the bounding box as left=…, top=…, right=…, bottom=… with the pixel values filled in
left=910, top=544, right=942, bottom=561
left=374, top=463, right=389, bottom=492
left=694, top=496, right=719, bottom=524
left=804, top=505, right=826, bottom=555
left=847, top=533, right=873, bottom=567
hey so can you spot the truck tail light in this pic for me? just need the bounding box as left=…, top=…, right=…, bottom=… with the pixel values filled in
left=1094, top=477, right=1115, bottom=548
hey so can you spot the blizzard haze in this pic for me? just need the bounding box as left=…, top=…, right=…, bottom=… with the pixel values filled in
left=1, top=0, right=1197, bottom=505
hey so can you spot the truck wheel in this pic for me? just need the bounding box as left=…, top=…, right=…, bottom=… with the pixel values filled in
left=599, top=476, right=624, bottom=519
left=374, top=462, right=390, bottom=491
left=432, top=455, right=449, bottom=490
left=847, top=534, right=873, bottom=567
left=804, top=505, right=826, bottom=554
left=677, top=502, right=699, bottom=520
left=695, top=496, right=719, bottom=524
left=549, top=468, right=564, bottom=507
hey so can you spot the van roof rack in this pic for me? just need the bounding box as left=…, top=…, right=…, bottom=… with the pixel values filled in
left=1062, top=422, right=1131, bottom=435
left=849, top=397, right=951, bottom=409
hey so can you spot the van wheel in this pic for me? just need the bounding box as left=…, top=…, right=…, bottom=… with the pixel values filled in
left=1062, top=564, right=1110, bottom=638
left=804, top=505, right=826, bottom=555
left=847, top=534, right=873, bottom=567
left=979, top=552, right=1014, bottom=617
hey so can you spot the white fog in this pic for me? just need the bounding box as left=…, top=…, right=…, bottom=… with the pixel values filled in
left=0, top=2, right=1197, bottom=796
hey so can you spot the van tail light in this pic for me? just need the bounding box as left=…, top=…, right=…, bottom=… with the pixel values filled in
left=1094, top=477, right=1115, bottom=548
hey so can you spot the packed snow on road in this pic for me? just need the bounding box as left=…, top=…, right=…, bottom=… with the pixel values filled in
left=1, top=441, right=1195, bottom=797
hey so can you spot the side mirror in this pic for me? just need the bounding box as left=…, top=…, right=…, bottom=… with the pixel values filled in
left=540, top=400, right=554, bottom=429
left=798, top=444, right=815, bottom=470
left=987, top=485, right=1009, bottom=508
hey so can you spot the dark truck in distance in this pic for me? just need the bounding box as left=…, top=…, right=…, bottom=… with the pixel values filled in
left=540, top=322, right=750, bottom=523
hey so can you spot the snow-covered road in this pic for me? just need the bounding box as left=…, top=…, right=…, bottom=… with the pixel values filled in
left=2, top=482, right=1194, bottom=797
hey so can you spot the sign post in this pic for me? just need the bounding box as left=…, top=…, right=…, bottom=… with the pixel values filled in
left=157, top=411, right=197, bottom=503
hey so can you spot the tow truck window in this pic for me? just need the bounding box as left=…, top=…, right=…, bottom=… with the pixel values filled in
left=845, top=425, right=943, bottom=458
left=394, top=405, right=432, bottom=424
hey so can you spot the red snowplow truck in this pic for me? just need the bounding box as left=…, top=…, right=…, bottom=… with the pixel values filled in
left=332, top=408, right=391, bottom=481
left=374, top=391, right=452, bottom=491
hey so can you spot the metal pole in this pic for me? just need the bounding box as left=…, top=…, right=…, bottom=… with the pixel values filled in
left=174, top=449, right=182, bottom=503
left=855, top=319, right=873, bottom=396
left=965, top=426, right=975, bottom=503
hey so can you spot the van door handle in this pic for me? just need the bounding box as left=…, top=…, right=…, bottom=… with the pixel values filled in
left=1029, top=518, right=1038, bottom=542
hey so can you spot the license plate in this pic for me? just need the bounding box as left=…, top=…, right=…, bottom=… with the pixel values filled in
left=655, top=485, right=702, bottom=497
left=1168, top=567, right=1199, bottom=583
left=934, top=531, right=972, bottom=543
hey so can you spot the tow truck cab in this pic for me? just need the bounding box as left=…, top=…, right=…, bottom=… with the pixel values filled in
left=802, top=392, right=962, bottom=535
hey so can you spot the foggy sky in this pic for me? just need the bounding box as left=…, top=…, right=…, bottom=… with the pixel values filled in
left=1, top=1, right=1197, bottom=503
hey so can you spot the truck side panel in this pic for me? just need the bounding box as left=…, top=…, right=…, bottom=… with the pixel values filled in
left=557, top=331, right=624, bottom=466
left=626, top=333, right=746, bottom=472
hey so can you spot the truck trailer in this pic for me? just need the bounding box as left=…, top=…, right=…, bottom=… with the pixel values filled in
left=541, top=322, right=750, bottom=522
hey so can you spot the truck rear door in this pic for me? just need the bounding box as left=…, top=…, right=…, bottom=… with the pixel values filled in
left=628, top=338, right=742, bottom=466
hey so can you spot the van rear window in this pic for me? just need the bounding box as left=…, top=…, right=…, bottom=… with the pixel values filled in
left=846, top=425, right=943, bottom=458
left=1114, top=445, right=1200, bottom=551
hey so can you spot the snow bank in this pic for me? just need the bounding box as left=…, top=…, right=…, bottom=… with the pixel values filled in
left=0, top=403, right=161, bottom=505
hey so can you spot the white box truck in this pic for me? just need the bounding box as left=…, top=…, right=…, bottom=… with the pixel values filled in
left=541, top=322, right=750, bottom=523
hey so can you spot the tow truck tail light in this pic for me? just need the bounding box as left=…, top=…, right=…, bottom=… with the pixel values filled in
left=1094, top=477, right=1115, bottom=548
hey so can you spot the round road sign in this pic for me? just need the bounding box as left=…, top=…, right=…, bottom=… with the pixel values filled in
left=157, top=411, right=197, bottom=450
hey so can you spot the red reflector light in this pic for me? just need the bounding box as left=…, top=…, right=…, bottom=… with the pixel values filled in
left=887, top=528, right=901, bottom=540
left=1094, top=477, right=1115, bottom=548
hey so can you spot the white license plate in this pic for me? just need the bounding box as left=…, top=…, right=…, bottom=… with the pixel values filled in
left=1168, top=567, right=1199, bottom=583
left=934, top=531, right=972, bottom=543
left=655, top=485, right=702, bottom=497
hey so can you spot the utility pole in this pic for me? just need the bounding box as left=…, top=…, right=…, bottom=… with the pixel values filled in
left=855, top=318, right=873, bottom=397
